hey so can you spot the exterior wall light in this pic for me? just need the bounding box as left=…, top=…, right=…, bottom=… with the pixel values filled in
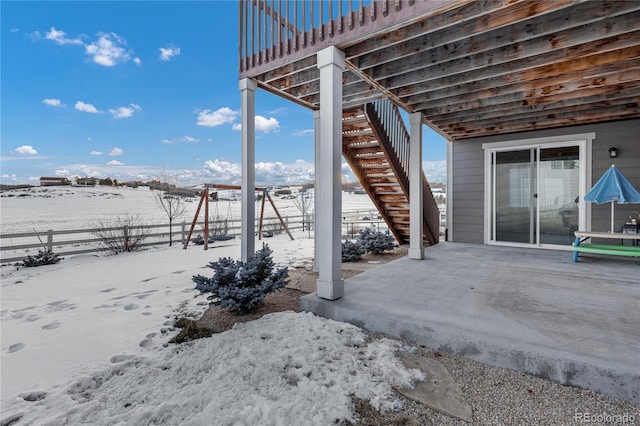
left=608, top=147, right=619, bottom=158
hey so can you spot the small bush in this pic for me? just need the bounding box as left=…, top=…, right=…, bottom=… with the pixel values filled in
left=18, top=250, right=61, bottom=267
left=192, top=244, right=289, bottom=314
left=192, top=233, right=231, bottom=245
left=92, top=214, right=151, bottom=255
left=192, top=234, right=206, bottom=245
left=357, top=227, right=397, bottom=255
left=342, top=240, right=364, bottom=262
left=169, top=318, right=213, bottom=344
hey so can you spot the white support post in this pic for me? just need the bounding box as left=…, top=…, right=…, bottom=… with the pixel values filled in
left=313, top=109, right=321, bottom=273
left=239, top=78, right=257, bottom=262
left=316, top=46, right=345, bottom=300
left=409, top=112, right=424, bottom=260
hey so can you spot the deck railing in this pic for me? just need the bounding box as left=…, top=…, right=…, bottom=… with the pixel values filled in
left=239, top=0, right=449, bottom=78
left=366, top=99, right=439, bottom=244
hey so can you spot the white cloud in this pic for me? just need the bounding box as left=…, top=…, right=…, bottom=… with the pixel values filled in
left=45, top=27, right=82, bottom=45
left=342, top=162, right=356, bottom=183
left=423, top=160, right=447, bottom=183
left=1, top=174, right=18, bottom=180
left=10, top=28, right=19, bottom=33
left=293, top=129, right=314, bottom=137
left=161, top=136, right=199, bottom=144
left=14, top=145, right=38, bottom=155
left=203, top=160, right=242, bottom=182
left=106, top=160, right=124, bottom=166
left=196, top=107, right=238, bottom=127
left=55, top=169, right=70, bottom=177
left=203, top=159, right=315, bottom=185
left=109, top=147, right=124, bottom=156
left=256, top=116, right=280, bottom=132
left=75, top=101, right=101, bottom=114
left=42, top=98, right=63, bottom=107
left=109, top=107, right=134, bottom=119
left=159, top=45, right=181, bottom=61
left=109, top=104, right=141, bottom=119
left=89, top=151, right=103, bottom=156
left=133, top=57, right=142, bottom=66
left=232, top=115, right=280, bottom=133
left=85, top=33, right=131, bottom=66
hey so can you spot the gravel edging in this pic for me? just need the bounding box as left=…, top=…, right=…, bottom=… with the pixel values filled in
left=351, top=342, right=640, bottom=425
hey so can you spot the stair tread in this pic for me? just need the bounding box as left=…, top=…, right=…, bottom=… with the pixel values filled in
left=342, top=102, right=439, bottom=246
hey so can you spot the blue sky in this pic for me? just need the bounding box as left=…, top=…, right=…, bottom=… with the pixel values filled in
left=1, top=1, right=446, bottom=186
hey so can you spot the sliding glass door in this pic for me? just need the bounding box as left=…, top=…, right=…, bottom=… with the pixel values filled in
left=538, top=146, right=580, bottom=245
left=490, top=144, right=581, bottom=246
left=494, top=149, right=536, bottom=244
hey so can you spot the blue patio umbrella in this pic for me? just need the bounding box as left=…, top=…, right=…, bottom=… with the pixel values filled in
left=584, top=165, right=640, bottom=232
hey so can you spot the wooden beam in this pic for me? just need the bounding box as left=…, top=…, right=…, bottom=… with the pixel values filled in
left=408, top=56, right=640, bottom=110
left=418, top=47, right=640, bottom=117
left=428, top=80, right=640, bottom=124
left=393, top=38, right=640, bottom=116
left=438, top=95, right=640, bottom=134
left=384, top=24, right=640, bottom=92
left=353, top=0, right=594, bottom=71
left=258, top=55, right=318, bottom=84
left=448, top=106, right=640, bottom=139
left=256, top=80, right=318, bottom=110
left=345, top=0, right=572, bottom=59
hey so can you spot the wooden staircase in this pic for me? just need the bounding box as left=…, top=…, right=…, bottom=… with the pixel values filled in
left=342, top=100, right=440, bottom=245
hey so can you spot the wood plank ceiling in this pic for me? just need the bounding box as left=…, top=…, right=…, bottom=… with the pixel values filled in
left=252, top=0, right=640, bottom=141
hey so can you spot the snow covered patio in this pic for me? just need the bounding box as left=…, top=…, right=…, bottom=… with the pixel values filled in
left=301, top=242, right=640, bottom=404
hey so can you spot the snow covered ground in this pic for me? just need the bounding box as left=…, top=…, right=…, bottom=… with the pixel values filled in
left=0, top=187, right=423, bottom=425
left=0, top=185, right=378, bottom=233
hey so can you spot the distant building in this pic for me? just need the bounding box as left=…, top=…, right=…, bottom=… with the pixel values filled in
left=76, top=177, right=97, bottom=186
left=40, top=177, right=72, bottom=187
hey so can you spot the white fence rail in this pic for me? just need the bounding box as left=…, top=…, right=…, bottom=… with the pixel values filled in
left=1, top=209, right=388, bottom=264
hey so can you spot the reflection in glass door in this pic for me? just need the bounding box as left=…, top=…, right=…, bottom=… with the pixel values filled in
left=491, top=145, right=580, bottom=246
left=538, top=146, right=579, bottom=245
left=494, top=150, right=535, bottom=243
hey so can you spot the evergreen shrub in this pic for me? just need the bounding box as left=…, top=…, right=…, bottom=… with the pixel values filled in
left=192, top=244, right=289, bottom=314
left=357, top=227, right=397, bottom=255
left=19, top=250, right=61, bottom=267
left=341, top=240, right=364, bottom=262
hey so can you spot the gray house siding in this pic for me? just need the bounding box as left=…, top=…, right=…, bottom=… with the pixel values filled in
left=450, top=119, right=640, bottom=244
left=450, top=143, right=485, bottom=243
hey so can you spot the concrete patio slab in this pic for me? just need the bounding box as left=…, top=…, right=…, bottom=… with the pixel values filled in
left=300, top=242, right=640, bottom=404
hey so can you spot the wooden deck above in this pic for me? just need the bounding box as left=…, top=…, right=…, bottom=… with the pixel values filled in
left=240, top=0, right=640, bottom=140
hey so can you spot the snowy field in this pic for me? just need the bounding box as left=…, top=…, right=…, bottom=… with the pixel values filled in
left=0, top=187, right=424, bottom=425
left=0, top=185, right=378, bottom=233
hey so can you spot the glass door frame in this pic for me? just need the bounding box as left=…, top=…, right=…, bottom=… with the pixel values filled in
left=482, top=133, right=594, bottom=249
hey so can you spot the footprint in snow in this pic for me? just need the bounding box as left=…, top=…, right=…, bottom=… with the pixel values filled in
left=123, top=303, right=139, bottom=311
left=110, top=354, right=138, bottom=363
left=42, top=321, right=60, bottom=330
left=8, top=343, right=24, bottom=353
left=99, top=287, right=117, bottom=293
left=20, top=391, right=47, bottom=402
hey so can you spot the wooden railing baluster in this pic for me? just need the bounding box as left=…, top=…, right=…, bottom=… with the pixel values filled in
left=365, top=99, right=439, bottom=244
